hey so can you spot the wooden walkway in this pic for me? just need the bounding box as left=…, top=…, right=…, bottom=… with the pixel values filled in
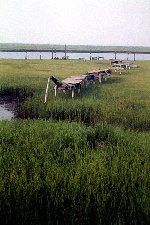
left=44, top=60, right=137, bottom=102
left=110, top=59, right=137, bottom=74
left=44, top=68, right=111, bottom=102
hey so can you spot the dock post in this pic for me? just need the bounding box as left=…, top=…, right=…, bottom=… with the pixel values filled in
left=54, top=86, right=57, bottom=96
left=90, top=50, right=92, bottom=61
left=99, top=74, right=102, bottom=83
left=127, top=52, right=129, bottom=60
left=64, top=44, right=67, bottom=59
left=115, top=52, right=116, bottom=59
left=51, top=48, right=54, bottom=59
left=44, top=77, right=50, bottom=103
left=72, top=89, right=75, bottom=98
left=78, top=88, right=81, bottom=93
left=134, top=53, right=135, bottom=61
left=25, top=52, right=27, bottom=60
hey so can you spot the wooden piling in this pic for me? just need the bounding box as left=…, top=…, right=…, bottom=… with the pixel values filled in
left=51, top=48, right=54, bottom=59
left=64, top=44, right=67, bottom=59
left=25, top=52, right=27, bottom=60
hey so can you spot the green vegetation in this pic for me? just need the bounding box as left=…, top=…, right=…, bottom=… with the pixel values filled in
left=0, top=43, right=150, bottom=52
left=0, top=59, right=150, bottom=224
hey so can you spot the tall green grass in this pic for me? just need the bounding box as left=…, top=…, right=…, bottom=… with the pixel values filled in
left=12, top=60, right=149, bottom=131
left=0, top=120, right=149, bottom=225
left=0, top=59, right=150, bottom=224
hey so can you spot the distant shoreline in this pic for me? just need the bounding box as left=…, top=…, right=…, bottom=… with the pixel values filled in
left=0, top=43, right=150, bottom=54
left=0, top=49, right=150, bottom=54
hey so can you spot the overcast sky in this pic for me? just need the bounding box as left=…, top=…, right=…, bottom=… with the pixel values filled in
left=0, top=0, right=150, bottom=46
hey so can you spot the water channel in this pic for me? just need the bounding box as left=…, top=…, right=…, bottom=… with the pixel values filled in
left=0, top=105, right=14, bottom=120
left=0, top=51, right=150, bottom=60
left=0, top=97, right=17, bottom=120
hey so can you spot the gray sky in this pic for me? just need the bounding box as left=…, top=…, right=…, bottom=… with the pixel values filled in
left=0, top=0, right=150, bottom=46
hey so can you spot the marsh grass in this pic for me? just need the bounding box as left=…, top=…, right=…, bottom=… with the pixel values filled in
left=0, top=59, right=150, bottom=224
left=0, top=120, right=149, bottom=225
left=17, top=69, right=150, bottom=131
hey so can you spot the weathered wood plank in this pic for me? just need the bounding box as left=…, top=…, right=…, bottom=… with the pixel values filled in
left=62, top=78, right=83, bottom=84
left=70, top=75, right=86, bottom=80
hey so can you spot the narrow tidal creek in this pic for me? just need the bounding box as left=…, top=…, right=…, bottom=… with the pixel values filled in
left=0, top=97, right=16, bottom=120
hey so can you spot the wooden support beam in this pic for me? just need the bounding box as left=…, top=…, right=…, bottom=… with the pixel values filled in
left=54, top=86, right=57, bottom=96
left=44, top=77, right=50, bottom=103
left=72, top=89, right=74, bottom=98
left=99, top=74, right=102, bottom=83
left=52, top=48, right=54, bottom=59
left=64, top=44, right=67, bottom=59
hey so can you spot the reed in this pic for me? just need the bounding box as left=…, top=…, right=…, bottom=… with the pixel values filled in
left=0, top=59, right=150, bottom=224
left=0, top=120, right=149, bottom=225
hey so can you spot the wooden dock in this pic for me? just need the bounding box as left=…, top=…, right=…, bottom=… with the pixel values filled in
left=44, top=68, right=112, bottom=102
left=44, top=61, right=137, bottom=102
left=110, top=59, right=138, bottom=74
